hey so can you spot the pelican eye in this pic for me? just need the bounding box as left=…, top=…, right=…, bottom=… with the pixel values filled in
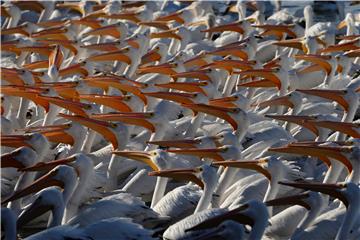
left=155, top=46, right=160, bottom=50
left=110, top=123, right=117, bottom=128
left=84, top=104, right=92, bottom=110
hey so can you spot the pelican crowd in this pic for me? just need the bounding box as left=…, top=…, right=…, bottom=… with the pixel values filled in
left=1, top=0, right=360, bottom=239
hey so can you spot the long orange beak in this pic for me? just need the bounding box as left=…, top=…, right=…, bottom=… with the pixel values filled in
left=13, top=1, right=45, bottom=13
left=2, top=168, right=64, bottom=205
left=254, top=24, right=297, bottom=40
left=86, top=48, right=131, bottom=64
left=80, top=41, right=121, bottom=52
left=155, top=82, right=208, bottom=96
left=265, top=192, right=311, bottom=210
left=39, top=95, right=91, bottom=117
left=296, top=89, right=349, bottom=111
left=257, top=95, right=294, bottom=108
left=171, top=69, right=212, bottom=81
left=20, top=155, right=77, bottom=172
left=21, top=123, right=74, bottom=145
left=344, top=49, right=360, bottom=58
left=294, top=54, right=332, bottom=75
left=138, top=21, right=169, bottom=30
left=91, top=112, right=155, bottom=133
left=269, top=145, right=353, bottom=173
left=56, top=2, right=86, bottom=16
left=320, top=39, right=358, bottom=53
left=155, top=10, right=185, bottom=24
left=201, top=59, right=255, bottom=74
left=105, top=12, right=141, bottom=23
left=273, top=38, right=305, bottom=51
left=143, top=91, right=196, bottom=105
left=209, top=96, right=242, bottom=108
left=278, top=181, right=349, bottom=207
left=147, top=139, right=201, bottom=148
left=184, top=53, right=210, bottom=69
left=79, top=94, right=132, bottom=112
left=208, top=45, right=248, bottom=60
left=150, top=29, right=182, bottom=40
left=149, top=167, right=204, bottom=189
left=1, top=135, right=32, bottom=149
left=137, top=62, right=178, bottom=75
left=59, top=62, right=89, bottom=78
left=265, top=114, right=319, bottom=136
left=59, top=113, right=119, bottom=149
left=310, top=121, right=360, bottom=139
left=213, top=159, right=272, bottom=180
left=18, top=45, right=56, bottom=57
left=82, top=23, right=122, bottom=39
left=49, top=45, right=64, bottom=70
left=182, top=103, right=240, bottom=130
left=1, top=24, right=30, bottom=37
left=202, top=21, right=245, bottom=34
left=235, top=69, right=282, bottom=90
left=70, top=18, right=104, bottom=29
left=141, top=48, right=162, bottom=66
left=112, top=151, right=159, bottom=171
left=166, top=147, right=228, bottom=161
left=31, top=26, right=69, bottom=40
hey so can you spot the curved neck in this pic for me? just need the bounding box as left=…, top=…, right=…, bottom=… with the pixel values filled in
left=263, top=180, right=280, bottom=217
left=195, top=184, right=214, bottom=213
left=151, top=177, right=169, bottom=208
left=2, top=211, right=17, bottom=240
left=48, top=202, right=65, bottom=228
left=212, top=167, right=238, bottom=208
left=336, top=205, right=358, bottom=240
left=185, top=113, right=205, bottom=138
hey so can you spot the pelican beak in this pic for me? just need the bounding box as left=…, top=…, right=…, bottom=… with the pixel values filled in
left=257, top=95, right=294, bottom=108
left=1, top=24, right=30, bottom=37
left=296, top=89, right=349, bottom=111
left=269, top=145, right=353, bottom=173
left=1, top=135, right=32, bottom=149
left=202, top=59, right=255, bottom=73
left=166, top=147, right=228, bottom=161
left=18, top=46, right=56, bottom=57
left=320, top=40, right=358, bottom=53
left=82, top=23, right=122, bottom=39
left=86, top=49, right=131, bottom=64
left=238, top=79, right=278, bottom=88
left=143, top=91, right=196, bottom=105
left=141, top=48, right=162, bottom=65
left=23, top=60, right=49, bottom=70
left=126, top=37, right=140, bottom=49
left=278, top=181, right=349, bottom=207
left=294, top=55, right=332, bottom=75
left=59, top=113, right=119, bottom=149
left=150, top=29, right=182, bottom=41
left=265, top=192, right=311, bottom=210
left=147, top=139, right=200, bottom=148
left=106, top=12, right=141, bottom=23
left=201, top=21, right=245, bottom=34
left=185, top=203, right=254, bottom=232
left=20, top=155, right=77, bottom=172
left=13, top=1, right=45, bottom=13
left=235, top=69, right=282, bottom=90
left=263, top=57, right=281, bottom=69
left=209, top=96, right=240, bottom=108
left=184, top=53, right=209, bottom=68
left=155, top=11, right=185, bottom=24
left=137, top=62, right=178, bottom=75
left=1, top=150, right=27, bottom=169
left=1, top=168, right=64, bottom=205
left=31, top=27, right=69, bottom=40
left=59, top=62, right=89, bottom=77
left=56, top=2, right=85, bottom=16
left=112, top=151, right=159, bottom=171
left=273, top=38, right=305, bottom=51
left=91, top=112, right=155, bottom=133
left=39, top=96, right=91, bottom=117
left=265, top=114, right=319, bottom=136
left=71, top=18, right=103, bottom=29
left=79, top=94, right=132, bottom=112
left=310, top=121, right=360, bottom=139
left=213, top=159, right=272, bottom=180
left=22, top=124, right=74, bottom=145
left=254, top=24, right=297, bottom=39
left=155, top=82, right=208, bottom=96
left=138, top=21, right=169, bottom=30
left=182, top=103, right=240, bottom=130
left=49, top=45, right=63, bottom=70
left=337, top=19, right=347, bottom=29
left=209, top=46, right=248, bottom=60
left=149, top=167, right=204, bottom=189
left=171, top=70, right=212, bottom=81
